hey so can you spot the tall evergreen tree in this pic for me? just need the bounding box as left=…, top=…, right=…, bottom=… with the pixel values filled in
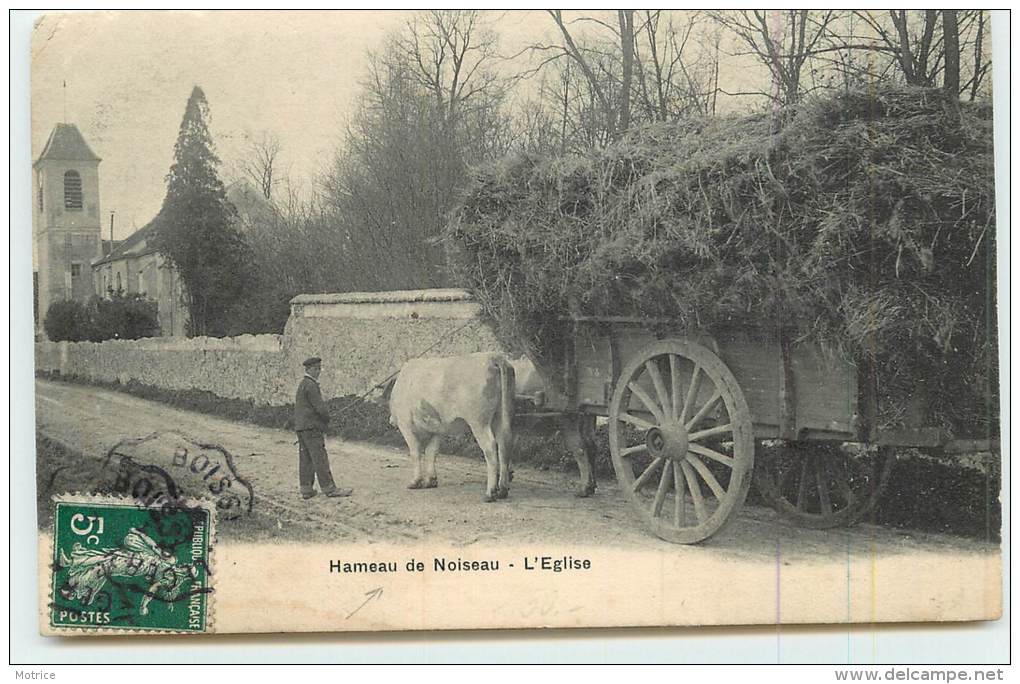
left=151, top=86, right=252, bottom=337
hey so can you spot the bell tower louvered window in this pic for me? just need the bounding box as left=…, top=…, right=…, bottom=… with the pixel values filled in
left=63, top=170, right=83, bottom=210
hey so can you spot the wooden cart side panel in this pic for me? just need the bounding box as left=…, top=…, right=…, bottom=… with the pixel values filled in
left=572, top=325, right=858, bottom=439
left=788, top=340, right=858, bottom=437
left=715, top=330, right=858, bottom=438
left=574, top=327, right=784, bottom=423
left=715, top=334, right=782, bottom=430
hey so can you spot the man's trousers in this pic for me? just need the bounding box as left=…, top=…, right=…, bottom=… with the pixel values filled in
left=296, top=429, right=337, bottom=495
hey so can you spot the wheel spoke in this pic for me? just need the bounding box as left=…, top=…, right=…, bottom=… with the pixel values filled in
left=645, top=360, right=671, bottom=422
left=669, top=354, right=682, bottom=422
left=618, top=412, right=656, bottom=431
left=795, top=458, right=811, bottom=512
left=687, top=454, right=727, bottom=500
left=632, top=456, right=665, bottom=492
left=681, top=461, right=707, bottom=523
left=688, top=423, right=732, bottom=442
left=652, top=461, right=672, bottom=517
left=680, top=364, right=702, bottom=424
left=684, top=391, right=722, bottom=431
left=816, top=458, right=833, bottom=516
left=687, top=443, right=735, bottom=468
left=672, top=460, right=685, bottom=527
left=628, top=382, right=665, bottom=424
left=621, top=444, right=649, bottom=458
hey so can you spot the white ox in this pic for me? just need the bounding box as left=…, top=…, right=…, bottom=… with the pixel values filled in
left=384, top=352, right=515, bottom=502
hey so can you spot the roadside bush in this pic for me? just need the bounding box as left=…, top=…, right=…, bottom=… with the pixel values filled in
left=90, top=293, right=159, bottom=340
left=43, top=294, right=159, bottom=342
left=43, top=299, right=93, bottom=342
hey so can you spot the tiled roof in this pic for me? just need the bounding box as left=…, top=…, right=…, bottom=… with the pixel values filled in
left=93, top=219, right=158, bottom=266
left=35, top=123, right=101, bottom=164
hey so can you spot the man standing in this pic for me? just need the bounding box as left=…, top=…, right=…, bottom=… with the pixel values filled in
left=294, top=357, right=352, bottom=499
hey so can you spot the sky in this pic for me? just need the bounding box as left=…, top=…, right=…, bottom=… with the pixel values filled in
left=28, top=9, right=786, bottom=250
left=31, top=11, right=615, bottom=237
left=32, top=11, right=414, bottom=236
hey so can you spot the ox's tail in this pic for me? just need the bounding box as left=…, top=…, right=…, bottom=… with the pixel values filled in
left=493, top=357, right=516, bottom=486
left=377, top=374, right=398, bottom=401
left=497, top=358, right=515, bottom=440
left=375, top=374, right=399, bottom=425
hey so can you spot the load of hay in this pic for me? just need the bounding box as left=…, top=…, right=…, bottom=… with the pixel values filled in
left=446, top=87, right=997, bottom=436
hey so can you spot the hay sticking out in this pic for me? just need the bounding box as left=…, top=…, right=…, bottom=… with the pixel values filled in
left=447, top=87, right=997, bottom=435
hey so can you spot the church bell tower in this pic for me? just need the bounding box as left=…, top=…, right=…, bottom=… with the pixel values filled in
left=34, top=123, right=103, bottom=332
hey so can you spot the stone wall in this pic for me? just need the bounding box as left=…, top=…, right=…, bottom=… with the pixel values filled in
left=35, top=289, right=502, bottom=406
left=35, top=333, right=287, bottom=403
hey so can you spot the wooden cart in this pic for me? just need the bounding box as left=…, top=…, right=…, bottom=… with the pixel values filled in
left=526, top=317, right=996, bottom=544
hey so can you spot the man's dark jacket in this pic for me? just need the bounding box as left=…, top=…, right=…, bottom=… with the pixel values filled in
left=294, top=375, right=330, bottom=432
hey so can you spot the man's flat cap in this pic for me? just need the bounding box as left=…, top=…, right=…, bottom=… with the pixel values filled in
left=303, top=356, right=322, bottom=367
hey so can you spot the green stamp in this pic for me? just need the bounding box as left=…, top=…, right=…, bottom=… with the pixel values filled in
left=49, top=497, right=213, bottom=633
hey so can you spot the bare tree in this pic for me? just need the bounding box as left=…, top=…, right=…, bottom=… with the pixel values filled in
left=858, top=10, right=942, bottom=86
left=389, top=10, right=503, bottom=123
left=512, top=10, right=637, bottom=142
left=617, top=9, right=635, bottom=131
left=542, top=9, right=627, bottom=139
left=942, top=10, right=961, bottom=96
left=849, top=10, right=990, bottom=97
left=241, top=132, right=282, bottom=200
left=712, top=10, right=836, bottom=106
left=631, top=11, right=718, bottom=120
left=318, top=10, right=512, bottom=290
left=964, top=11, right=990, bottom=101
left=534, top=51, right=619, bottom=151
left=516, top=10, right=718, bottom=150
left=507, top=97, right=561, bottom=155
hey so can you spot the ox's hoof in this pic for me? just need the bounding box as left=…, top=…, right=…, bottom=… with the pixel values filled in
left=407, top=479, right=425, bottom=490
left=496, top=487, right=509, bottom=500
left=425, top=477, right=438, bottom=489
left=574, top=483, right=597, bottom=498
left=483, top=492, right=497, bottom=503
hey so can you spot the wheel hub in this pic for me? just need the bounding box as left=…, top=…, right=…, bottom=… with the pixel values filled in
left=646, top=424, right=689, bottom=461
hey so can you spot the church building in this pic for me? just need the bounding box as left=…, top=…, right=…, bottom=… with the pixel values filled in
left=33, top=123, right=187, bottom=338
left=91, top=218, right=188, bottom=337
left=33, top=123, right=104, bottom=323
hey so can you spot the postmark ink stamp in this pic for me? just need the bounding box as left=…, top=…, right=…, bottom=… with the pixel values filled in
left=49, top=496, right=214, bottom=633
left=105, top=431, right=255, bottom=520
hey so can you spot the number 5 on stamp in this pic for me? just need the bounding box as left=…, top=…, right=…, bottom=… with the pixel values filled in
left=48, top=497, right=214, bottom=633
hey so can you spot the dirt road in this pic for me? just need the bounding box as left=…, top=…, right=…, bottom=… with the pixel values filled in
left=35, top=378, right=994, bottom=562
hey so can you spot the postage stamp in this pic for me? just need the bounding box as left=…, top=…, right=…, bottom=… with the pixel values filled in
left=48, top=496, right=214, bottom=633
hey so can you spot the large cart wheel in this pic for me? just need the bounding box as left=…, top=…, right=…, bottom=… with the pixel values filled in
left=754, top=443, right=894, bottom=529
left=608, top=339, right=755, bottom=544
